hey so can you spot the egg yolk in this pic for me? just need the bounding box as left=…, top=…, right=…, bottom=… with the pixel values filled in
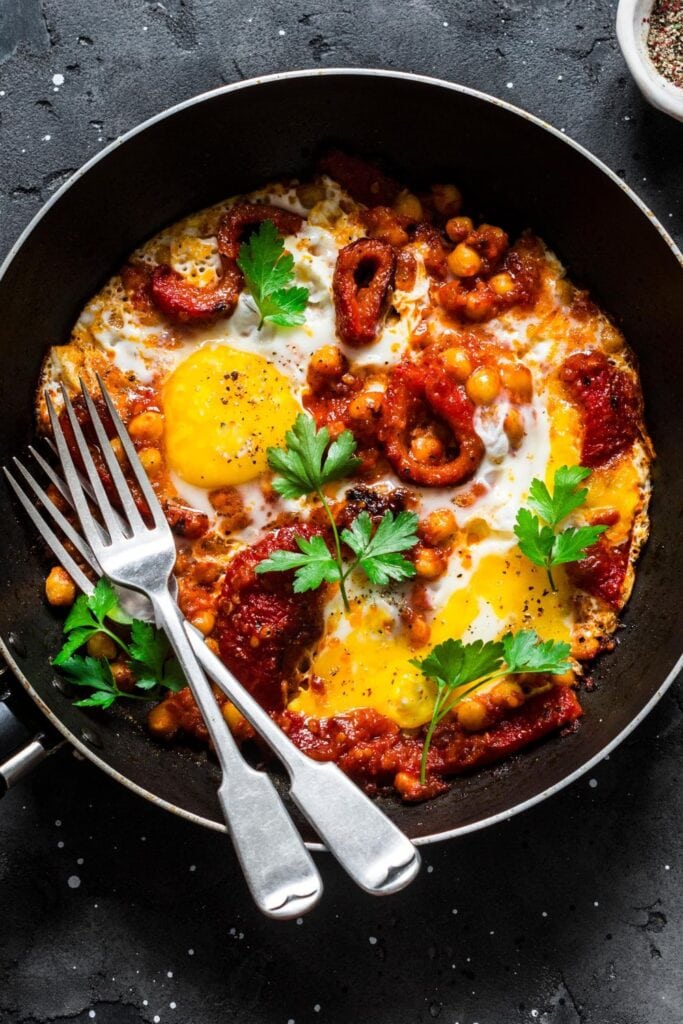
left=163, top=344, right=300, bottom=488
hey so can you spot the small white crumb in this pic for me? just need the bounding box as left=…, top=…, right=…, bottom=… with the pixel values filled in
left=557, top=75, right=563, bottom=81
left=314, top=1007, right=321, bottom=1014
left=368, top=936, right=377, bottom=945
left=77, top=857, right=84, bottom=865
left=296, top=917, right=303, bottom=925
left=427, top=865, right=434, bottom=874
left=88, top=1013, right=96, bottom=1020
left=589, top=778, right=598, bottom=788
left=506, top=82, right=513, bottom=89
left=142, top=25, right=148, bottom=32
left=278, top=29, right=286, bottom=36
left=189, top=865, right=196, bottom=872
left=452, top=908, right=458, bottom=914
left=541, top=911, right=548, bottom=918
left=665, top=864, right=670, bottom=871
left=443, top=21, right=449, bottom=26
left=593, top=900, right=599, bottom=907
left=0, top=90, right=5, bottom=96
left=55, top=819, right=62, bottom=827
left=188, top=949, right=194, bottom=956
left=169, top=1003, right=176, bottom=1010
left=153, top=1016, right=160, bottom=1023
left=67, top=875, right=81, bottom=889
left=52, top=73, right=64, bottom=86
left=57, top=841, right=64, bottom=849
left=42, top=134, right=52, bottom=141
left=143, top=1001, right=148, bottom=1007
left=167, top=971, right=173, bottom=978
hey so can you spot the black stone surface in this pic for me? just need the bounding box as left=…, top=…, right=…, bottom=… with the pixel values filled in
left=0, top=3, right=681, bottom=1023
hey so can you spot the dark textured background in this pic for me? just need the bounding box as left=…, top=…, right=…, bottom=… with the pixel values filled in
left=0, top=2, right=681, bottom=1023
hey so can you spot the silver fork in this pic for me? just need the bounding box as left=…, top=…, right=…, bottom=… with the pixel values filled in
left=43, top=379, right=323, bottom=920
left=37, top=379, right=420, bottom=895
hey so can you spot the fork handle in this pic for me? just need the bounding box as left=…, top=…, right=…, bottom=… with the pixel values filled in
left=187, top=628, right=421, bottom=895
left=149, top=588, right=323, bottom=920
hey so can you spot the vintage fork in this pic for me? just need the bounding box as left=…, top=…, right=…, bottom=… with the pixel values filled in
left=34, top=378, right=420, bottom=896
left=42, top=379, right=323, bottom=920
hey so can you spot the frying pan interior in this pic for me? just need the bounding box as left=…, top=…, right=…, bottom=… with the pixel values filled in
left=0, top=71, right=681, bottom=845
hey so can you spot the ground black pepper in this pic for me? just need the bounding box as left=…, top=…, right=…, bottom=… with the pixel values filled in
left=647, top=0, right=683, bottom=87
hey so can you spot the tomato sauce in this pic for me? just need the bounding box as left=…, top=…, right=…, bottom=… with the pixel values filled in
left=561, top=351, right=640, bottom=467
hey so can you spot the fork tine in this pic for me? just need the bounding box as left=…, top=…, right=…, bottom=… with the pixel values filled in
left=96, top=374, right=167, bottom=531
left=12, top=455, right=101, bottom=574
left=79, top=379, right=146, bottom=534
left=46, top=387, right=119, bottom=548
left=31, top=444, right=121, bottom=544
left=3, top=465, right=94, bottom=598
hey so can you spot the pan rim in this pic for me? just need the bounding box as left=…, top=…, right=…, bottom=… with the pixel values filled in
left=1, top=66, right=681, bottom=849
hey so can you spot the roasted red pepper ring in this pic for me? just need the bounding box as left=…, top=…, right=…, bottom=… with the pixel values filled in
left=129, top=202, right=304, bottom=325
left=333, top=237, right=397, bottom=348
left=380, top=362, right=485, bottom=486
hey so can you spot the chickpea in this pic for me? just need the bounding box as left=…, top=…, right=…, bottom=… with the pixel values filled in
left=466, top=366, right=501, bottom=405
left=191, top=609, right=216, bottom=636
left=410, top=433, right=444, bottom=463
left=500, top=363, right=533, bottom=402
left=45, top=566, right=76, bottom=607
left=222, top=700, right=247, bottom=733
left=128, top=410, right=164, bottom=443
left=147, top=702, right=179, bottom=741
left=86, top=632, right=117, bottom=660
left=504, top=408, right=526, bottom=450
left=457, top=698, right=490, bottom=732
left=208, top=486, right=245, bottom=516
left=447, top=243, right=483, bottom=278
left=464, top=287, right=496, bottom=321
left=408, top=615, right=431, bottom=647
left=441, top=346, right=473, bottom=382
left=296, top=181, right=326, bottom=208
left=110, top=438, right=126, bottom=465
left=307, top=345, right=347, bottom=390
left=420, top=508, right=457, bottom=546
left=348, top=390, right=384, bottom=425
left=490, top=680, right=525, bottom=709
left=139, top=447, right=163, bottom=476
left=489, top=271, right=515, bottom=297
left=445, top=215, right=474, bottom=243
left=393, top=190, right=423, bottom=221
left=110, top=660, right=135, bottom=691
left=432, top=183, right=462, bottom=216
left=413, top=547, right=447, bottom=580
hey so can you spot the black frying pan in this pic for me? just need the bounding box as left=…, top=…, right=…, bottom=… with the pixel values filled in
left=0, top=69, right=681, bottom=847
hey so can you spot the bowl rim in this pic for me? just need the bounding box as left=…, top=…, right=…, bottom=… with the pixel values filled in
left=0, top=66, right=681, bottom=849
left=616, top=0, right=683, bottom=121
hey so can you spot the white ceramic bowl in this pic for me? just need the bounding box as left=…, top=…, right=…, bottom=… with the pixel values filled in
left=617, top=0, right=683, bottom=121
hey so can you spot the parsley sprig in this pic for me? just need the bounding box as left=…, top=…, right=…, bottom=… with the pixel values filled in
left=255, top=414, right=419, bottom=611
left=514, top=466, right=607, bottom=592
left=412, top=630, right=572, bottom=784
left=53, top=580, right=185, bottom=709
left=236, top=220, right=309, bottom=329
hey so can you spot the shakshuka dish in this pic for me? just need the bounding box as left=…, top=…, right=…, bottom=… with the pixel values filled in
left=37, top=151, right=653, bottom=801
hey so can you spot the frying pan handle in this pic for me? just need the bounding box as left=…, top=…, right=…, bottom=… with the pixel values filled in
left=0, top=658, right=53, bottom=796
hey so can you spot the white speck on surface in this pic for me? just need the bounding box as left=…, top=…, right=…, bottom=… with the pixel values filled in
left=188, top=949, right=194, bottom=956
left=557, top=74, right=563, bottom=80
left=451, top=908, right=458, bottom=914
left=296, top=917, right=303, bottom=925
left=541, top=911, right=548, bottom=918
left=189, top=864, right=196, bottom=872
left=369, top=936, right=377, bottom=945
left=57, top=841, right=64, bottom=849
left=665, top=864, right=670, bottom=870
left=0, top=90, right=5, bottom=96
left=67, top=875, right=81, bottom=889
left=314, top=1007, right=321, bottom=1014
left=531, top=1011, right=539, bottom=1019
left=594, top=900, right=599, bottom=907
left=88, top=1013, right=96, bottom=1020
left=287, top=1019, right=295, bottom=1024
left=153, top=1016, right=160, bottom=1023
left=42, top=134, right=52, bottom=141
left=506, top=81, right=513, bottom=89
left=143, top=1001, right=148, bottom=1007
left=278, top=28, right=286, bottom=35
left=169, top=1003, right=176, bottom=1010
left=167, top=971, right=173, bottom=978
left=55, top=819, right=62, bottom=827
left=427, top=865, right=434, bottom=874
left=443, top=20, right=448, bottom=26
left=77, top=857, right=84, bottom=865
left=52, top=73, right=64, bottom=86
left=589, top=778, right=598, bottom=788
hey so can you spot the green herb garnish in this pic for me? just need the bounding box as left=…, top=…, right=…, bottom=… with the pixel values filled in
left=236, top=220, right=309, bottom=328
left=255, top=414, right=419, bottom=610
left=412, top=630, right=572, bottom=785
left=513, top=465, right=607, bottom=592
left=53, top=579, right=185, bottom=708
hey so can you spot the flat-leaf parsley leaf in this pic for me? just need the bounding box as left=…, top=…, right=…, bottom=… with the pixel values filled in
left=237, top=220, right=309, bottom=329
